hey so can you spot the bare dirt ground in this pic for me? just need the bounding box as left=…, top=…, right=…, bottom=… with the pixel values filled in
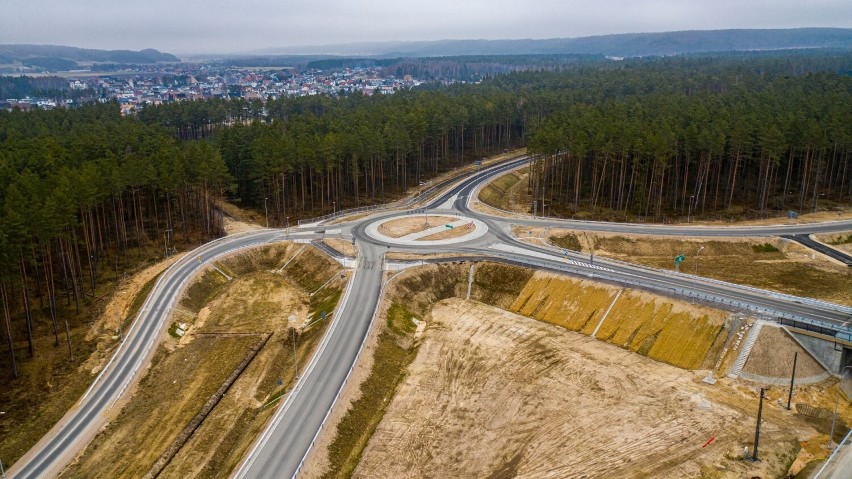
left=82, top=254, right=183, bottom=373
left=323, top=238, right=359, bottom=257
left=354, top=298, right=838, bottom=478
left=218, top=201, right=264, bottom=233
left=224, top=216, right=263, bottom=235
left=378, top=215, right=457, bottom=238
left=419, top=221, right=476, bottom=241
left=742, top=326, right=826, bottom=380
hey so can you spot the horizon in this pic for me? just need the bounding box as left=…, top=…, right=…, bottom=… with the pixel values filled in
left=2, top=26, right=851, bottom=59
left=2, top=0, right=851, bottom=55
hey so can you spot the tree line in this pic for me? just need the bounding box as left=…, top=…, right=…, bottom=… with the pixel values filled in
left=526, top=73, right=851, bottom=219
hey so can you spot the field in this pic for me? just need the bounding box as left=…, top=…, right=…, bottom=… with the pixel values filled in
left=59, top=243, right=345, bottom=478
left=307, top=262, right=850, bottom=478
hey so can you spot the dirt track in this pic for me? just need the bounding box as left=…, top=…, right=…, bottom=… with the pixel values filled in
left=354, top=298, right=818, bottom=478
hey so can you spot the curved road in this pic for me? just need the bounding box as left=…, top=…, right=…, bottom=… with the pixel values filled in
left=10, top=155, right=852, bottom=478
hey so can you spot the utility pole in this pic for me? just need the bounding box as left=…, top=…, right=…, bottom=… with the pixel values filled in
left=752, top=387, right=766, bottom=461
left=264, top=197, right=269, bottom=228
left=787, top=352, right=798, bottom=410
left=291, top=328, right=298, bottom=382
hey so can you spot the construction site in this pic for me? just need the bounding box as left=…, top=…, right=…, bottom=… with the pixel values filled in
left=308, top=259, right=851, bottom=479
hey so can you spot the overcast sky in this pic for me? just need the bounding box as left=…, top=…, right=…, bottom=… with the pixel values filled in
left=2, top=0, right=850, bottom=55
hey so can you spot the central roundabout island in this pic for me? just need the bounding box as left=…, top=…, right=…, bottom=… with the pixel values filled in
left=365, top=213, right=489, bottom=246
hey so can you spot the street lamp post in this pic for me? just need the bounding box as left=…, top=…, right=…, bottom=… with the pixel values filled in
left=695, top=246, right=705, bottom=275
left=264, top=197, right=269, bottom=228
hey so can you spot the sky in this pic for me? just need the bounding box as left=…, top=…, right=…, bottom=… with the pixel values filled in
left=1, top=0, right=850, bottom=55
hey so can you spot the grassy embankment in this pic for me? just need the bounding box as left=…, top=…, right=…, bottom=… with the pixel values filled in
left=60, top=244, right=345, bottom=478
left=550, top=233, right=852, bottom=306
left=477, top=168, right=526, bottom=212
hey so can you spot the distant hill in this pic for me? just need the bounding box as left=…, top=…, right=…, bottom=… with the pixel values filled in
left=0, top=44, right=179, bottom=70
left=253, top=28, right=852, bottom=58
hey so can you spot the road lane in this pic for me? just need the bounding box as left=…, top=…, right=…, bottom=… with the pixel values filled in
left=10, top=230, right=282, bottom=479
left=233, top=244, right=384, bottom=478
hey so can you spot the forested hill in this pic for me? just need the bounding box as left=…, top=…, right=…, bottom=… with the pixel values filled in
left=256, top=28, right=852, bottom=57
left=0, top=44, right=179, bottom=71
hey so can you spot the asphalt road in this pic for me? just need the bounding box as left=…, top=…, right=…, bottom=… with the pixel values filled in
left=232, top=243, right=384, bottom=478
left=9, top=230, right=283, bottom=479
left=10, top=155, right=852, bottom=478
left=783, top=234, right=852, bottom=266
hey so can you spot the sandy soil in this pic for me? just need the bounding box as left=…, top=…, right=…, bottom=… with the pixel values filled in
left=419, top=221, right=476, bottom=241
left=224, top=216, right=262, bottom=235
left=742, top=326, right=826, bottom=381
left=354, top=298, right=831, bottom=479
left=378, top=215, right=457, bottom=238
left=323, top=238, right=359, bottom=257
left=81, top=254, right=183, bottom=374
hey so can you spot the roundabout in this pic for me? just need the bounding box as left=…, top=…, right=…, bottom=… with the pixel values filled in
left=365, top=212, right=489, bottom=246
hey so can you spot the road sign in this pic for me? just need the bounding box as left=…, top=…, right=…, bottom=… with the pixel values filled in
left=675, top=254, right=686, bottom=265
